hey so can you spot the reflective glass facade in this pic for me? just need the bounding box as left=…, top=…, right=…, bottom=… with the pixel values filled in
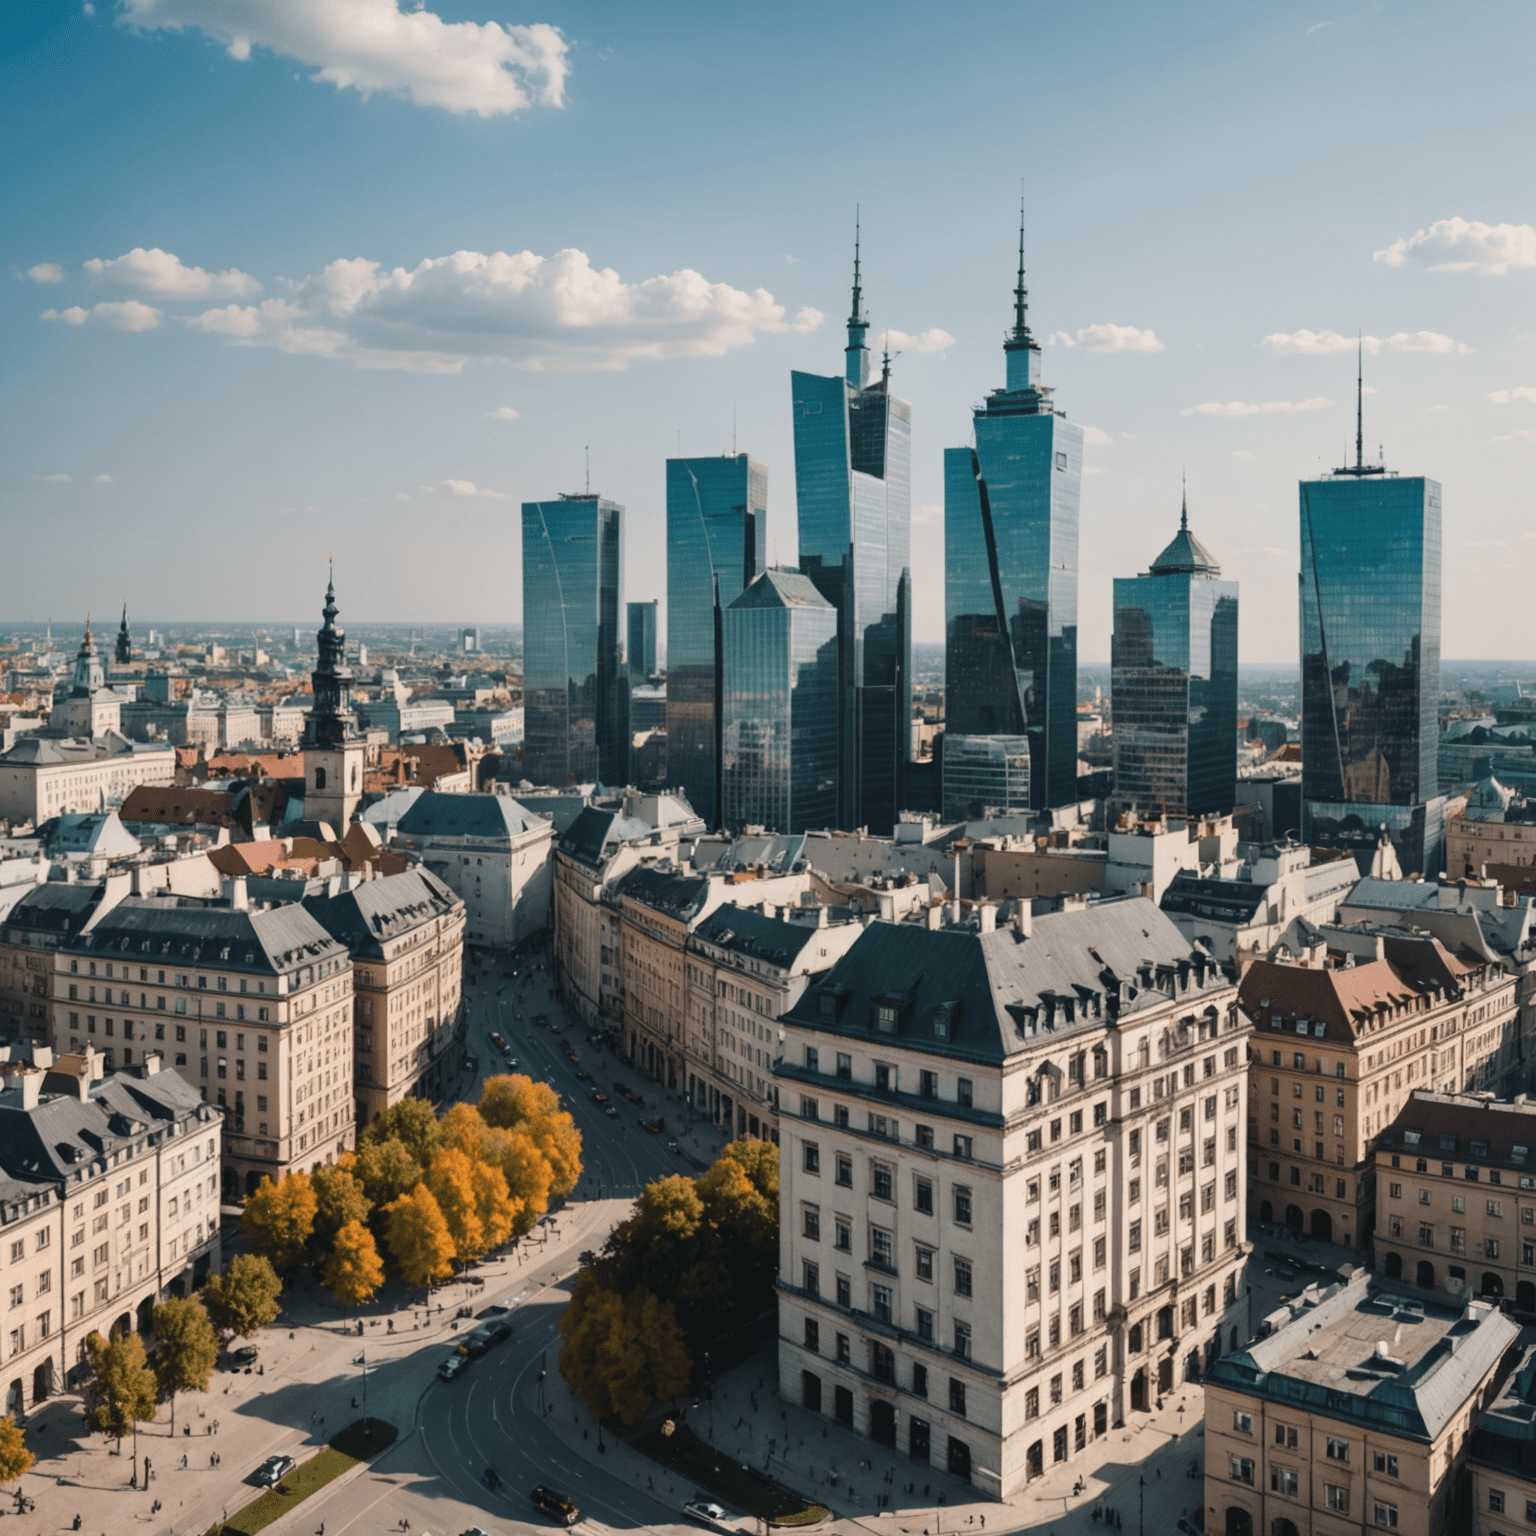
left=944, top=255, right=1081, bottom=811
left=522, top=495, right=628, bottom=788
left=665, top=455, right=767, bottom=829
left=627, top=600, right=657, bottom=685
left=721, top=569, right=839, bottom=834
left=1299, top=472, right=1444, bottom=874
left=942, top=734, right=1031, bottom=822
left=1110, top=511, right=1238, bottom=819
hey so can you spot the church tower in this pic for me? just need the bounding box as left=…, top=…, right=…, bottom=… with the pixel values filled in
left=115, top=605, right=132, bottom=666
left=52, top=618, right=121, bottom=738
left=302, top=572, right=364, bottom=833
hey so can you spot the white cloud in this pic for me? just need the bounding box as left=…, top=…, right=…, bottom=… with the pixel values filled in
left=1494, top=429, right=1536, bottom=443
left=38, top=473, right=71, bottom=483
left=91, top=474, right=113, bottom=483
left=120, top=0, right=569, bottom=117
left=181, top=246, right=823, bottom=373
left=1082, top=425, right=1113, bottom=446
left=1375, top=217, right=1536, bottom=274
left=1262, top=328, right=1472, bottom=355
left=1233, top=450, right=1251, bottom=458
left=93, top=300, right=164, bottom=331
left=25, top=263, right=63, bottom=283
left=1490, top=387, right=1536, bottom=405
left=84, top=247, right=260, bottom=299
left=393, top=492, right=412, bottom=501
left=1050, top=323, right=1163, bottom=354
left=484, top=406, right=521, bottom=421
left=882, top=327, right=955, bottom=354
left=41, top=306, right=90, bottom=325
left=1183, top=398, right=1331, bottom=417
left=440, top=479, right=505, bottom=499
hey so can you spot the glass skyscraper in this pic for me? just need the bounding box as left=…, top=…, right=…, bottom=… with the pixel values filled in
left=721, top=568, right=839, bottom=834
left=1300, top=404, right=1444, bottom=875
left=627, top=599, right=657, bottom=685
left=665, top=454, right=767, bottom=829
left=1110, top=492, right=1238, bottom=820
left=944, top=219, right=1081, bottom=811
left=941, top=734, right=1032, bottom=823
left=521, top=493, right=628, bottom=788
left=792, top=229, right=911, bottom=834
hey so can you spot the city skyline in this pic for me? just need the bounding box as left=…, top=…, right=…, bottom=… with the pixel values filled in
left=5, top=2, right=1534, bottom=668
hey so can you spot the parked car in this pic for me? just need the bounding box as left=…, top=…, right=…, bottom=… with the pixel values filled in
left=532, top=1485, right=581, bottom=1525
left=489, top=1032, right=507, bottom=1053
left=253, top=1455, right=296, bottom=1487
left=575, top=1070, right=592, bottom=1081
left=640, top=1118, right=664, bottom=1134
left=591, top=1091, right=609, bottom=1104
left=505, top=1056, right=519, bottom=1069
left=438, top=1354, right=469, bottom=1381
left=605, top=1105, right=619, bottom=1118
left=668, top=1139, right=681, bottom=1154
left=227, top=1344, right=258, bottom=1369
left=684, top=1500, right=728, bottom=1525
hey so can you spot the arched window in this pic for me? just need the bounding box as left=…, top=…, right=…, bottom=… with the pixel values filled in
left=315, top=766, right=327, bottom=790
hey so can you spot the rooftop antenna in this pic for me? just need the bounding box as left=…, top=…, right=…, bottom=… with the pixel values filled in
left=584, top=445, right=590, bottom=496
left=1355, top=334, right=1364, bottom=472
left=1181, top=470, right=1188, bottom=531
left=733, top=401, right=737, bottom=457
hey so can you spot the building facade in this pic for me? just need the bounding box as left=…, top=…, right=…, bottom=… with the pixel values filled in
left=1239, top=931, right=1520, bottom=1251
left=942, top=735, right=1032, bottom=823
left=303, top=869, right=465, bottom=1129
left=0, top=1048, right=222, bottom=1418
left=944, top=221, right=1082, bottom=812
left=0, top=735, right=176, bottom=826
left=1446, top=777, right=1536, bottom=879
left=522, top=494, right=628, bottom=788
left=1300, top=392, right=1446, bottom=877
left=628, top=599, right=658, bottom=686
left=666, top=455, right=768, bottom=828
left=776, top=899, right=1249, bottom=1499
left=721, top=569, right=839, bottom=835
left=47, top=897, right=356, bottom=1201
left=1111, top=494, right=1238, bottom=820
left=792, top=233, right=911, bottom=835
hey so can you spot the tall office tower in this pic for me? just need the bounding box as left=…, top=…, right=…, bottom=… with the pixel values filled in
left=627, top=599, right=659, bottom=685
left=1300, top=363, right=1445, bottom=876
left=941, top=734, right=1032, bottom=823
left=944, top=214, right=1082, bottom=812
left=666, top=455, right=767, bottom=826
left=522, top=493, right=628, bottom=788
left=1110, top=488, right=1239, bottom=820
left=721, top=569, right=839, bottom=834
left=792, top=226, right=911, bottom=834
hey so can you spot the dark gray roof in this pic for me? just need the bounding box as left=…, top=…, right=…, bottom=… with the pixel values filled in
left=0, top=733, right=167, bottom=766
left=729, top=568, right=833, bottom=611
left=1160, top=872, right=1268, bottom=924
left=302, top=869, right=461, bottom=959
left=66, top=897, right=345, bottom=979
left=1343, top=878, right=1441, bottom=912
left=559, top=806, right=653, bottom=865
left=692, top=906, right=818, bottom=968
left=784, top=897, right=1224, bottom=1065
left=395, top=791, right=549, bottom=841
left=0, top=1061, right=213, bottom=1187
left=1, top=883, right=105, bottom=940
left=615, top=865, right=710, bottom=920
left=1148, top=507, right=1220, bottom=576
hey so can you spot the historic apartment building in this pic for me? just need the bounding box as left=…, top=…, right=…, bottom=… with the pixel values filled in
left=1469, top=1341, right=1536, bottom=1536
left=776, top=897, right=1250, bottom=1500
left=47, top=896, right=355, bottom=1201
left=302, top=868, right=466, bottom=1128
left=1204, top=1270, right=1521, bottom=1536
left=0, top=881, right=129, bottom=1045
left=1374, top=1091, right=1536, bottom=1308
left=1239, top=930, right=1520, bottom=1251
left=0, top=1047, right=221, bottom=1418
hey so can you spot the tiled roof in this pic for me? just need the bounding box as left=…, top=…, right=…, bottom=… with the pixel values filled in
left=395, top=791, right=549, bottom=841
left=302, top=869, right=460, bottom=958
left=1380, top=1090, right=1536, bottom=1170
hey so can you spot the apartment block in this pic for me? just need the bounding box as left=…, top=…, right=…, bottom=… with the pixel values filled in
left=48, top=896, right=355, bottom=1200
left=776, top=897, right=1249, bottom=1499
left=1240, top=931, right=1520, bottom=1250
left=0, top=1048, right=221, bottom=1418
left=1375, top=1090, right=1536, bottom=1308
left=1204, top=1270, right=1519, bottom=1536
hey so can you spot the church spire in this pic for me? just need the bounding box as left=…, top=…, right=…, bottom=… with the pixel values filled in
left=116, top=603, right=132, bottom=665
left=305, top=565, right=355, bottom=750
left=845, top=209, right=870, bottom=390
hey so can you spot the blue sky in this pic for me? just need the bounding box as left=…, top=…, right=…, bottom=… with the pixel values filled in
left=4, top=0, right=1533, bottom=663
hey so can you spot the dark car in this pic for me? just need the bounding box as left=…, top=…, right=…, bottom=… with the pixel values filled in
left=482, top=1320, right=512, bottom=1348
left=604, top=1105, right=619, bottom=1118
left=227, top=1344, right=258, bottom=1369
left=531, top=1485, right=580, bottom=1525
left=591, top=1091, right=609, bottom=1104
left=253, top=1454, right=296, bottom=1487
left=640, top=1118, right=664, bottom=1134
left=575, top=1070, right=591, bottom=1081
left=533, top=1014, right=550, bottom=1028
left=458, top=1330, right=493, bottom=1358
left=489, top=1032, right=507, bottom=1053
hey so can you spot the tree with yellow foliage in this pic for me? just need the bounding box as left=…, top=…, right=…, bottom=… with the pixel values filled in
left=558, top=1270, right=691, bottom=1427
left=311, top=1155, right=371, bottom=1255
left=241, top=1170, right=317, bottom=1272
left=478, top=1074, right=582, bottom=1197
left=425, top=1147, right=485, bottom=1264
left=324, top=1219, right=386, bottom=1308
left=0, top=1416, right=32, bottom=1485
left=383, top=1184, right=455, bottom=1289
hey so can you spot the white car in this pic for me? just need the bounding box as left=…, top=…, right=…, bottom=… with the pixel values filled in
left=683, top=1500, right=728, bottom=1526
left=438, top=1354, right=469, bottom=1381
left=254, top=1454, right=296, bottom=1486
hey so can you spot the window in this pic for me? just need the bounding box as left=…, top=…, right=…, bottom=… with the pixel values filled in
left=1233, top=1411, right=1253, bottom=1434
left=953, top=1134, right=974, bottom=1160
left=1488, top=1491, right=1504, bottom=1514
left=915, top=1307, right=933, bottom=1341
left=1326, top=1437, right=1349, bottom=1462
left=912, top=1363, right=927, bottom=1398
left=800, top=1096, right=819, bottom=1121
left=803, top=1142, right=820, bottom=1175
left=953, top=1187, right=972, bottom=1225
left=953, top=1322, right=971, bottom=1360
left=872, top=1164, right=893, bottom=1201
left=1374, top=1453, right=1398, bottom=1477
left=871, top=1228, right=893, bottom=1269
left=914, top=1176, right=933, bottom=1214
left=801, top=1260, right=819, bottom=1295
left=1229, top=1456, right=1254, bottom=1485
left=1275, top=1424, right=1297, bottom=1449
left=836, top=1333, right=850, bottom=1363
left=871, top=1285, right=893, bottom=1324
left=957, top=1078, right=973, bottom=1108
left=954, top=1257, right=973, bottom=1297
left=804, top=1318, right=819, bottom=1352
left=1272, top=1468, right=1299, bottom=1497
left=1374, top=1501, right=1398, bottom=1529
left=915, top=1247, right=934, bottom=1282
left=834, top=1218, right=851, bottom=1252
left=835, top=1155, right=852, bottom=1188
left=804, top=1047, right=819, bottom=1072
left=949, top=1379, right=966, bottom=1417
left=835, top=1274, right=851, bottom=1308
left=802, top=1206, right=821, bottom=1241
left=1026, top=1387, right=1039, bottom=1419
left=1325, top=1485, right=1349, bottom=1514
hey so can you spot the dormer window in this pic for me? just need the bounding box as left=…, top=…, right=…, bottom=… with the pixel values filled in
left=819, top=993, right=836, bottom=1018
left=1439, top=1135, right=1458, bottom=1152
left=876, top=1004, right=897, bottom=1034
left=1470, top=1140, right=1489, bottom=1158
left=1514, top=1145, right=1528, bottom=1162
left=933, top=1005, right=952, bottom=1040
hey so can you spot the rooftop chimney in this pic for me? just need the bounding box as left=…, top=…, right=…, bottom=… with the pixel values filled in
left=18, top=1068, right=43, bottom=1111
left=979, top=903, right=997, bottom=934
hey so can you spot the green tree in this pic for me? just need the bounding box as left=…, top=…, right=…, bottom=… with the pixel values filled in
left=202, top=1253, right=283, bottom=1341
left=363, top=1098, right=440, bottom=1167
left=0, top=1417, right=33, bottom=1484
left=84, top=1329, right=158, bottom=1455
left=558, top=1272, right=691, bottom=1427
left=151, top=1297, right=219, bottom=1431
left=241, top=1171, right=317, bottom=1271
left=384, top=1184, right=456, bottom=1289
left=311, top=1159, right=371, bottom=1256
left=324, top=1219, right=386, bottom=1309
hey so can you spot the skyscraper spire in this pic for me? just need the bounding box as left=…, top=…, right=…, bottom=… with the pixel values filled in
left=1009, top=198, right=1032, bottom=348
left=1181, top=471, right=1188, bottom=531
left=1002, top=197, right=1043, bottom=395
left=845, top=208, right=870, bottom=389
left=1334, top=335, right=1384, bottom=476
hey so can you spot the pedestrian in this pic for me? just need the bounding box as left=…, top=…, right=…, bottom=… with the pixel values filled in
left=181, top=1454, right=187, bottom=1469
left=1156, top=1467, right=1161, bottom=1480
